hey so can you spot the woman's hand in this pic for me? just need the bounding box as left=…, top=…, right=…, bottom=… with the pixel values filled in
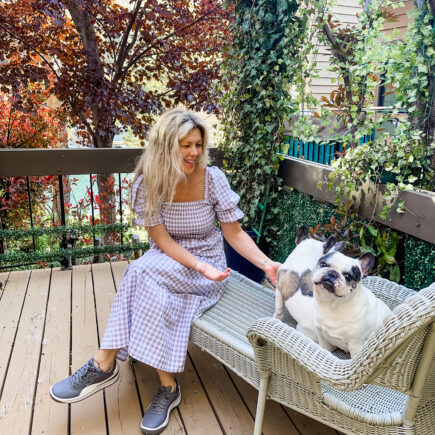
left=195, top=262, right=231, bottom=282
left=264, top=261, right=281, bottom=287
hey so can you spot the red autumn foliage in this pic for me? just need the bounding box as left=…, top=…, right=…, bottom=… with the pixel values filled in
left=0, top=87, right=67, bottom=231
left=0, top=0, right=231, bottom=148
left=0, top=1, right=231, bottom=234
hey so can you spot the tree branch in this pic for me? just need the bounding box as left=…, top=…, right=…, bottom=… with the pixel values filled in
left=0, top=23, right=61, bottom=82
left=123, top=7, right=219, bottom=74
left=321, top=22, right=353, bottom=103
left=115, top=0, right=143, bottom=74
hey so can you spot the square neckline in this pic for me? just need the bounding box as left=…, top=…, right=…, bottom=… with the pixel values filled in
left=164, top=166, right=209, bottom=205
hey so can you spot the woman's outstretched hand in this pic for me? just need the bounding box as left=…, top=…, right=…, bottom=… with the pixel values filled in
left=264, top=261, right=281, bottom=287
left=195, top=262, right=230, bottom=282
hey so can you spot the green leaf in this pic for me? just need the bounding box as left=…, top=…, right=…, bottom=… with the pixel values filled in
left=384, top=254, right=396, bottom=265
left=368, top=226, right=378, bottom=237
left=389, top=265, right=401, bottom=283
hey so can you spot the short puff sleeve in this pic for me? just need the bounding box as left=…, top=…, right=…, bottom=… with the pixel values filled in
left=131, top=175, right=163, bottom=227
left=209, top=166, right=244, bottom=222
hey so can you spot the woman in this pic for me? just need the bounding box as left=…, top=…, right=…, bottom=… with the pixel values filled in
left=50, top=108, right=280, bottom=434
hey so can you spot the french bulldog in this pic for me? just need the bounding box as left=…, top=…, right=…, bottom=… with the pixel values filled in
left=274, top=226, right=344, bottom=342
left=313, top=251, right=391, bottom=357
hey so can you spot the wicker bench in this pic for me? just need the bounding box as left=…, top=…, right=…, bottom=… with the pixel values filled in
left=190, top=271, right=435, bottom=435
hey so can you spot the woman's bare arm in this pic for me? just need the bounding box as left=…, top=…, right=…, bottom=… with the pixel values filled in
left=147, top=224, right=230, bottom=282
left=220, top=221, right=281, bottom=285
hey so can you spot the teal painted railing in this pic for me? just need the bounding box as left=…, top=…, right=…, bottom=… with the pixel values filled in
left=279, top=131, right=375, bottom=165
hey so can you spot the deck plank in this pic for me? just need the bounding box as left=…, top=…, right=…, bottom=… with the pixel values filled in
left=0, top=270, right=11, bottom=302
left=284, top=407, right=338, bottom=435
left=177, top=353, right=223, bottom=435
left=0, top=269, right=30, bottom=392
left=92, top=262, right=142, bottom=435
left=110, top=259, right=128, bottom=288
left=188, top=342, right=254, bottom=435
left=70, top=265, right=107, bottom=435
left=227, top=369, right=299, bottom=435
left=31, top=268, right=71, bottom=435
left=0, top=269, right=50, bottom=434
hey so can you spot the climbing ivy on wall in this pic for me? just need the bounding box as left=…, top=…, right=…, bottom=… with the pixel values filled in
left=220, top=0, right=321, bottom=241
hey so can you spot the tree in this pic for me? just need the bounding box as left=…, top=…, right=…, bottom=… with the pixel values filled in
left=0, top=85, right=66, bottom=149
left=0, top=0, right=230, bottom=234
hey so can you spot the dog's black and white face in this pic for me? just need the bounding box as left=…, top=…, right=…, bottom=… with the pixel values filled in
left=313, top=251, right=375, bottom=299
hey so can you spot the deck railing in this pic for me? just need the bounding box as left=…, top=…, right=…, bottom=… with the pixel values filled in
left=0, top=146, right=433, bottom=271
left=0, top=149, right=142, bottom=269
left=0, top=148, right=224, bottom=270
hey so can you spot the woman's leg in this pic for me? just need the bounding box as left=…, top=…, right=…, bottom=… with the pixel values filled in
left=156, top=368, right=176, bottom=392
left=93, top=348, right=120, bottom=372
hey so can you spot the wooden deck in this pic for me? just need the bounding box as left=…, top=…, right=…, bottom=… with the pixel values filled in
left=0, top=263, right=340, bottom=435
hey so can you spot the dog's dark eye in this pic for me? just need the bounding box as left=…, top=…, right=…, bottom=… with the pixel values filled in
left=319, top=261, right=327, bottom=268
left=343, top=273, right=350, bottom=280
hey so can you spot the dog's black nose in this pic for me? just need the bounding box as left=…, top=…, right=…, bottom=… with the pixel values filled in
left=325, top=270, right=339, bottom=280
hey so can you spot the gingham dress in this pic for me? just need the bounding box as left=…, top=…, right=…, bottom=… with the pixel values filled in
left=100, top=166, right=244, bottom=373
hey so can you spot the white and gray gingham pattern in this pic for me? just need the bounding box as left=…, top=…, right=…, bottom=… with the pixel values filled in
left=100, top=166, right=244, bottom=373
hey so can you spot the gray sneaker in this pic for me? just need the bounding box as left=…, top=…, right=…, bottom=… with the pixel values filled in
left=141, top=379, right=181, bottom=434
left=49, top=358, right=119, bottom=403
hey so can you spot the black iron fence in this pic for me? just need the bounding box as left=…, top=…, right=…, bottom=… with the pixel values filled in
left=0, top=149, right=143, bottom=269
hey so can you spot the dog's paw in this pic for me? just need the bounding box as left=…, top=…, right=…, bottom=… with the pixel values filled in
left=273, top=311, right=283, bottom=320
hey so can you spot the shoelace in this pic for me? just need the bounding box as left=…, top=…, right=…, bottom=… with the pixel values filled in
left=149, top=387, right=173, bottom=413
left=70, top=362, right=96, bottom=388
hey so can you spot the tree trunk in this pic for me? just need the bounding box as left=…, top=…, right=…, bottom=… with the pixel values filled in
left=95, top=134, right=117, bottom=245
left=67, top=1, right=117, bottom=244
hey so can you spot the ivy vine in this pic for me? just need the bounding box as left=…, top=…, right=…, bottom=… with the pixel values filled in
left=220, top=0, right=320, bottom=242
left=318, top=0, right=434, bottom=219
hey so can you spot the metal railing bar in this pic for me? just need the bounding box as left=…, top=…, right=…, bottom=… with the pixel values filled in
left=89, top=174, right=96, bottom=246
left=57, top=175, right=68, bottom=269
left=118, top=173, right=123, bottom=245
left=0, top=262, right=56, bottom=270
left=25, top=177, right=36, bottom=252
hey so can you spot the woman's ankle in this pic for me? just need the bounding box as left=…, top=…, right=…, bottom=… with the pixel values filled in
left=93, top=349, right=119, bottom=372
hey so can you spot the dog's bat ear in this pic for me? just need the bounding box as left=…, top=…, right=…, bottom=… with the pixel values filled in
left=295, top=226, right=309, bottom=245
left=323, top=235, right=336, bottom=253
left=359, top=252, right=376, bottom=277
left=331, top=241, right=346, bottom=252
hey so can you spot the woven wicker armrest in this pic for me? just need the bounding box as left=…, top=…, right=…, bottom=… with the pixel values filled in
left=247, top=284, right=435, bottom=391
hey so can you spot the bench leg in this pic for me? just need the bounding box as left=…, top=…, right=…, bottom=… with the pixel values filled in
left=253, top=371, right=270, bottom=435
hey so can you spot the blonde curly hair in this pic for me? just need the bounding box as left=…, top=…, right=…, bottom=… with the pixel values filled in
left=132, top=108, right=209, bottom=222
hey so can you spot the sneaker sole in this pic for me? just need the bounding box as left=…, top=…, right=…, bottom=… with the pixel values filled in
left=140, top=390, right=182, bottom=435
left=49, top=364, right=120, bottom=404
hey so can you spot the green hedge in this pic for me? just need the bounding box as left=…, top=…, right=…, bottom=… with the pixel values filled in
left=269, top=188, right=434, bottom=290
left=268, top=188, right=336, bottom=262
left=404, top=235, right=435, bottom=290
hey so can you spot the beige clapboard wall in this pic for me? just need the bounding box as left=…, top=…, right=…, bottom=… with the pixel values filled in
left=309, top=0, right=413, bottom=106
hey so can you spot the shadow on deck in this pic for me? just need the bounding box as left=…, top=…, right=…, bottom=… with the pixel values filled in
left=0, top=263, right=339, bottom=435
